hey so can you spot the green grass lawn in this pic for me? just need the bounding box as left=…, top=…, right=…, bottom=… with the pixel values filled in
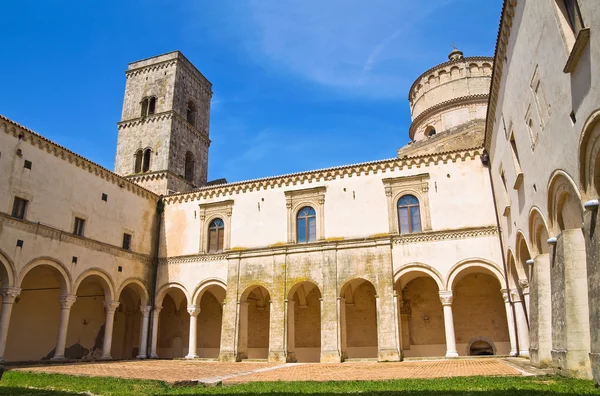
left=0, top=371, right=598, bottom=396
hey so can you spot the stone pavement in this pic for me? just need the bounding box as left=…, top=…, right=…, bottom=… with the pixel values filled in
left=12, top=358, right=527, bottom=385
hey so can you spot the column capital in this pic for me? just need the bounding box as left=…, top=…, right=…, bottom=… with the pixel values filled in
left=105, top=301, right=121, bottom=313
left=500, top=289, right=511, bottom=303
left=187, top=304, right=200, bottom=317
left=140, top=305, right=152, bottom=316
left=152, top=306, right=162, bottom=317
left=518, top=278, right=530, bottom=294
left=59, top=294, right=77, bottom=309
left=0, top=287, right=21, bottom=304
left=510, top=289, right=522, bottom=302
left=438, top=291, right=453, bottom=306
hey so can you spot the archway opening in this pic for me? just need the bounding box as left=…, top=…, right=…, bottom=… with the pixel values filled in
left=7, top=264, right=68, bottom=361
left=157, top=288, right=188, bottom=358
left=195, top=285, right=225, bottom=359
left=239, top=286, right=270, bottom=360
left=451, top=269, right=510, bottom=356
left=340, top=279, right=378, bottom=360
left=288, top=281, right=321, bottom=362
left=112, top=283, right=147, bottom=359
left=394, top=272, right=444, bottom=357
left=469, top=340, right=494, bottom=356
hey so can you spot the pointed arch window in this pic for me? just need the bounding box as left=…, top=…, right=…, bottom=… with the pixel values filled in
left=297, top=206, right=316, bottom=243
left=185, top=151, right=195, bottom=182
left=397, top=195, right=421, bottom=234
left=187, top=101, right=196, bottom=125
left=141, top=96, right=157, bottom=117
left=208, top=218, right=225, bottom=252
left=142, top=148, right=151, bottom=172
left=134, top=150, right=143, bottom=173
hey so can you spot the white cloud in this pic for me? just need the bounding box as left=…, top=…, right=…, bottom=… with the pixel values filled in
left=235, top=0, right=458, bottom=98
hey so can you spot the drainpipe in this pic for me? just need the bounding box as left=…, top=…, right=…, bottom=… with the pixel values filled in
left=481, top=151, right=520, bottom=355
left=147, top=196, right=164, bottom=357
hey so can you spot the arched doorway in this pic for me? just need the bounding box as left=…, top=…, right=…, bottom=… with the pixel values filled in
left=191, top=283, right=226, bottom=359
left=238, top=285, right=270, bottom=360
left=287, top=281, right=321, bottom=362
left=468, top=338, right=495, bottom=356
left=449, top=264, right=509, bottom=356
left=394, top=269, right=445, bottom=357
left=157, top=287, right=189, bottom=358
left=340, top=279, right=378, bottom=360
left=7, top=260, right=70, bottom=361
left=112, top=281, right=149, bottom=359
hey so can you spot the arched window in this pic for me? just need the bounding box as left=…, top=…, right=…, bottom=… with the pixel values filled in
left=141, top=98, right=149, bottom=117
left=184, top=151, right=194, bottom=182
left=134, top=150, right=143, bottom=173
left=296, top=206, right=316, bottom=243
left=187, top=101, right=196, bottom=125
left=397, top=195, right=421, bottom=234
left=425, top=126, right=436, bottom=137
left=208, top=218, right=224, bottom=252
left=148, top=97, right=156, bottom=115
left=142, top=149, right=151, bottom=172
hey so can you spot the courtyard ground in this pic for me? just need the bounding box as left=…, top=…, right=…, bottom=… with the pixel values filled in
left=1, top=358, right=598, bottom=395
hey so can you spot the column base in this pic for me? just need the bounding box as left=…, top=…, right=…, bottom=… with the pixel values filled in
left=519, top=350, right=530, bottom=358
left=150, top=353, right=159, bottom=359
left=268, top=350, right=287, bottom=364
left=185, top=354, right=198, bottom=359
left=50, top=355, right=67, bottom=362
left=509, top=350, right=518, bottom=357
left=218, top=351, right=238, bottom=362
left=100, top=355, right=112, bottom=361
left=320, top=350, right=342, bottom=363
left=136, top=354, right=147, bottom=359
left=445, top=351, right=459, bottom=358
left=378, top=349, right=401, bottom=362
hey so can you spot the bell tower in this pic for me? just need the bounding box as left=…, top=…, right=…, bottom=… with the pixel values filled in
left=114, top=51, right=212, bottom=195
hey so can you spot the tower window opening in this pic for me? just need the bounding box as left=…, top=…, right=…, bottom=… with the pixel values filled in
left=148, top=97, right=156, bottom=115
left=185, top=151, right=195, bottom=182
left=142, top=148, right=151, bottom=172
left=134, top=150, right=143, bottom=173
left=187, top=101, right=196, bottom=125
left=562, top=0, right=584, bottom=35
left=141, top=96, right=157, bottom=117
left=425, top=126, right=436, bottom=137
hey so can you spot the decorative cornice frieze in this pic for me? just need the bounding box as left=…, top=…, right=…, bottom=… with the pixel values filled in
left=117, top=111, right=210, bottom=145
left=164, top=147, right=484, bottom=204
left=0, top=115, right=158, bottom=200
left=409, top=94, right=489, bottom=140
left=158, top=253, right=228, bottom=265
left=125, top=59, right=177, bottom=78
left=484, top=0, right=517, bottom=152
left=0, top=212, right=152, bottom=265
left=392, top=225, right=498, bottom=244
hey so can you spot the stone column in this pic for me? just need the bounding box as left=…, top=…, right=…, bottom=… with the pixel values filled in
left=530, top=254, right=552, bottom=367
left=185, top=304, right=200, bottom=359
left=519, top=279, right=531, bottom=322
left=52, top=294, right=77, bottom=360
left=101, top=301, right=121, bottom=360
left=237, top=301, right=249, bottom=360
left=0, top=288, right=20, bottom=362
left=286, top=300, right=296, bottom=362
left=512, top=289, right=530, bottom=356
left=268, top=298, right=286, bottom=363
left=137, top=305, right=151, bottom=359
left=501, top=289, right=518, bottom=356
left=393, top=291, right=403, bottom=359
left=439, top=291, right=458, bottom=357
left=338, top=297, right=348, bottom=361
left=150, top=306, right=162, bottom=358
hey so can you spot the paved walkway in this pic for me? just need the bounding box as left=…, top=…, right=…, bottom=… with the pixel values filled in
left=13, top=358, right=526, bottom=385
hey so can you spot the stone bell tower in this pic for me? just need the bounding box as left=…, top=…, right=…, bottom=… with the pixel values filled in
left=114, top=51, right=212, bottom=195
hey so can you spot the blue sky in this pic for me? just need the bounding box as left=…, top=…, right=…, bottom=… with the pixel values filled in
left=1, top=0, right=501, bottom=183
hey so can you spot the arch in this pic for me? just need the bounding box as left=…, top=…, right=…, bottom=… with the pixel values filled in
left=134, top=149, right=143, bottom=173
left=516, top=231, right=532, bottom=280
left=155, top=282, right=191, bottom=307
left=207, top=218, right=225, bottom=253
left=424, top=125, right=436, bottom=137
left=450, top=66, right=461, bottom=79
left=296, top=206, right=316, bottom=243
left=469, top=63, right=480, bottom=76
left=191, top=278, right=227, bottom=306
left=339, top=278, right=378, bottom=359
left=116, top=278, right=150, bottom=306
left=394, top=263, right=444, bottom=291
left=142, top=148, right=151, bottom=172
left=287, top=280, right=322, bottom=362
left=73, top=268, right=116, bottom=302
left=184, top=151, right=195, bottom=182
left=506, top=249, right=519, bottom=289
left=238, top=285, right=271, bottom=360
left=17, top=257, right=72, bottom=294
left=186, top=100, right=196, bottom=125
left=148, top=96, right=156, bottom=115
left=339, top=277, right=376, bottom=298
left=528, top=206, right=551, bottom=255
left=141, top=97, right=149, bottom=117
left=446, top=258, right=504, bottom=291
left=466, top=336, right=496, bottom=356
left=288, top=281, right=322, bottom=302
left=0, top=249, right=17, bottom=288
left=578, top=108, right=600, bottom=197
left=397, top=194, right=422, bottom=234
left=240, top=284, right=270, bottom=305
left=547, top=170, right=583, bottom=232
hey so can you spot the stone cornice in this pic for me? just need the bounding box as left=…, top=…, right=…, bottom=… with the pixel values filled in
left=117, top=111, right=210, bottom=146
left=409, top=94, right=489, bottom=140
left=484, top=0, right=517, bottom=153
left=163, top=147, right=484, bottom=204
left=0, top=213, right=153, bottom=264
left=124, top=169, right=194, bottom=188
left=159, top=225, right=497, bottom=263
left=0, top=114, right=158, bottom=200
left=408, top=56, right=494, bottom=101
left=392, top=225, right=498, bottom=244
